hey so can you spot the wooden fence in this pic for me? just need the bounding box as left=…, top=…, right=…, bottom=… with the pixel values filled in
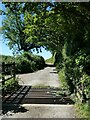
left=1, top=62, right=16, bottom=85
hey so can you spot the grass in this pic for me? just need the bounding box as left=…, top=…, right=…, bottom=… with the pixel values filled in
left=32, top=85, right=50, bottom=88
left=75, top=102, right=90, bottom=118
left=32, top=85, right=60, bottom=89
left=58, top=68, right=68, bottom=89
left=70, top=93, right=90, bottom=118
left=45, top=55, right=55, bottom=64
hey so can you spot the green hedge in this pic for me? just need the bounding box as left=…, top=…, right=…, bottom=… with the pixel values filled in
left=0, top=52, right=45, bottom=74
left=0, top=78, right=19, bottom=95
left=3, top=78, right=19, bottom=93
left=55, top=46, right=90, bottom=99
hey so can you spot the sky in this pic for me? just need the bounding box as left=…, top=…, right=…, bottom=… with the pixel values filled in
left=0, top=2, right=52, bottom=60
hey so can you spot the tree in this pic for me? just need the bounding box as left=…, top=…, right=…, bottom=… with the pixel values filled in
left=2, top=3, right=41, bottom=54
left=24, top=2, right=90, bottom=96
left=2, top=2, right=90, bottom=55
left=2, top=2, right=90, bottom=97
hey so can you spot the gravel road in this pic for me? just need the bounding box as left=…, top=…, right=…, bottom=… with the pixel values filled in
left=17, top=66, right=61, bottom=88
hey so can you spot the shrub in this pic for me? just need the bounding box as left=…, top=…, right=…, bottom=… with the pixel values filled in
left=15, top=55, right=33, bottom=73
left=33, top=55, right=45, bottom=70
left=64, top=57, right=76, bottom=93
left=0, top=52, right=45, bottom=74
left=0, top=55, right=15, bottom=63
left=15, top=52, right=45, bottom=73
left=54, top=52, right=63, bottom=72
left=23, top=52, right=45, bottom=70
left=75, top=102, right=90, bottom=118
left=58, top=68, right=68, bottom=89
left=55, top=48, right=90, bottom=99
left=2, top=78, right=19, bottom=95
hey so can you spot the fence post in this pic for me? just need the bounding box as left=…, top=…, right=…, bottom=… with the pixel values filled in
left=13, top=62, right=16, bottom=79
left=2, top=62, right=5, bottom=85
left=2, top=62, right=5, bottom=96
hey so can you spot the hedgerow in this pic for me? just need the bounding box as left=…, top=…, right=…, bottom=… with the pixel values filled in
left=0, top=52, right=45, bottom=74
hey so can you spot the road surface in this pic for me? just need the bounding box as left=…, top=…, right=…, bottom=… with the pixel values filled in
left=17, top=66, right=60, bottom=88
left=2, top=66, right=77, bottom=118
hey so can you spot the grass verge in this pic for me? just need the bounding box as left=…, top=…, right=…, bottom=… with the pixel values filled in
left=58, top=68, right=68, bottom=89
left=32, top=85, right=50, bottom=88
left=75, top=101, right=90, bottom=118
left=45, top=56, right=55, bottom=64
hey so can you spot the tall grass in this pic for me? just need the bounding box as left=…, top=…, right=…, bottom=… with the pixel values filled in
left=58, top=68, right=68, bottom=89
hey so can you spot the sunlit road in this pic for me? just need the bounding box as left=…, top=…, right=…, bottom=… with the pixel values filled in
left=17, top=66, right=60, bottom=88
left=2, top=65, right=76, bottom=118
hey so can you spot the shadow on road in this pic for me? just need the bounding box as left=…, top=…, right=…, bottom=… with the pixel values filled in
left=50, top=71, right=58, bottom=74
left=2, top=104, right=28, bottom=115
left=45, top=63, right=55, bottom=67
left=2, top=86, right=31, bottom=114
left=2, top=86, right=75, bottom=115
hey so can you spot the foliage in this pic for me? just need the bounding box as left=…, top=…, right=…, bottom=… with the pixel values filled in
left=0, top=55, right=15, bottom=63
left=58, top=68, right=68, bottom=89
left=2, top=3, right=41, bottom=54
left=1, top=78, right=19, bottom=95
left=80, top=74, right=90, bottom=99
left=58, top=49, right=90, bottom=95
left=75, top=102, right=90, bottom=118
left=44, top=3, right=90, bottom=102
left=15, top=52, right=45, bottom=73
left=0, top=53, right=45, bottom=74
left=15, top=55, right=33, bottom=73
left=54, top=52, right=64, bottom=72
left=45, top=55, right=55, bottom=64
left=1, top=3, right=90, bottom=116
